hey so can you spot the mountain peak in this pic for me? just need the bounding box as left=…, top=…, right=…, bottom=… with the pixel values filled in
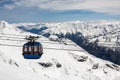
left=0, top=21, right=10, bottom=28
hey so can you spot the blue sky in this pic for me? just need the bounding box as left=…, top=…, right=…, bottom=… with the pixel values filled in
left=0, top=0, right=120, bottom=23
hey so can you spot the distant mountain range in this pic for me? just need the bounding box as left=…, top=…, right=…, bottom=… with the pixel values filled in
left=14, top=21, right=120, bottom=65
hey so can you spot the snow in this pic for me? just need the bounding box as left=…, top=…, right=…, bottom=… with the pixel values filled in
left=0, top=21, right=120, bottom=80
left=49, top=35, right=59, bottom=41
left=18, top=20, right=120, bottom=48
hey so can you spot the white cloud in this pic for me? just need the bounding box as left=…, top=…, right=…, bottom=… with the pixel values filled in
left=4, top=4, right=15, bottom=10
left=5, top=0, right=120, bottom=15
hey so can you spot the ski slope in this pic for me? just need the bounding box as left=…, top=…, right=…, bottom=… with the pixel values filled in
left=0, top=21, right=120, bottom=80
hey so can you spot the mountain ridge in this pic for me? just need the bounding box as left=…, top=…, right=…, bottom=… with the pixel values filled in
left=14, top=20, right=120, bottom=65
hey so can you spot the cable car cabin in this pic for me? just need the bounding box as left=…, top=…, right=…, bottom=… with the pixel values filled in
left=22, top=42, right=43, bottom=59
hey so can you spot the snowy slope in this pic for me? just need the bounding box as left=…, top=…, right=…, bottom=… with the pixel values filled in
left=0, top=21, right=120, bottom=80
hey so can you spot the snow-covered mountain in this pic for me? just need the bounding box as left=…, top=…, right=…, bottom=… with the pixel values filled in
left=0, top=21, right=120, bottom=80
left=15, top=21, right=120, bottom=46
left=14, top=21, right=120, bottom=65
